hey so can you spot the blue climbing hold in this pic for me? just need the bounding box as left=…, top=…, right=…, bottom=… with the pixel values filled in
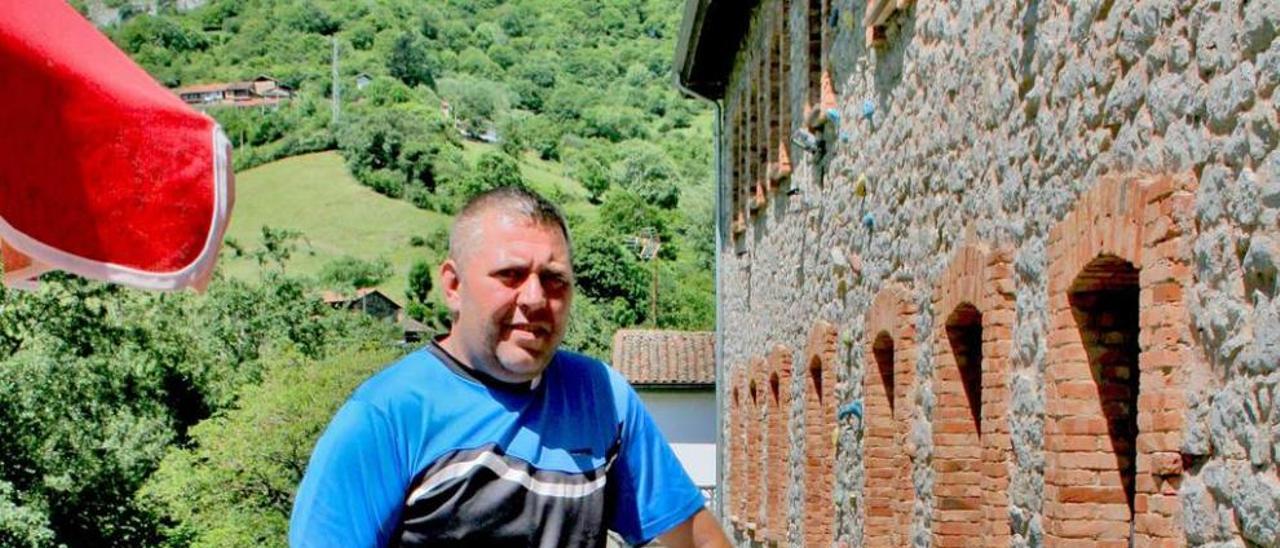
left=838, top=401, right=863, bottom=420
left=862, top=213, right=875, bottom=228
left=862, top=99, right=875, bottom=120
left=839, top=130, right=850, bottom=143
left=826, top=108, right=841, bottom=125
left=828, top=8, right=840, bottom=27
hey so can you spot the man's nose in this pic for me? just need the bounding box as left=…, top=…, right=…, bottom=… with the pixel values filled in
left=516, top=274, right=547, bottom=309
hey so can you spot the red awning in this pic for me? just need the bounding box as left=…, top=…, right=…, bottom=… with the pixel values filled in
left=0, top=1, right=234, bottom=291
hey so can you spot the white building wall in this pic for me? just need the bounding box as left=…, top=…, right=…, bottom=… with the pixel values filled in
left=636, top=389, right=717, bottom=488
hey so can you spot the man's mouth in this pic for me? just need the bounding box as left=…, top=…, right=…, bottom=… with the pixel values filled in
left=508, top=324, right=550, bottom=339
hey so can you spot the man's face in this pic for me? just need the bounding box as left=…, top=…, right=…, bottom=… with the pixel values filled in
left=440, top=210, right=573, bottom=382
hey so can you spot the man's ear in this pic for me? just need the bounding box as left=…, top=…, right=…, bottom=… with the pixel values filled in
left=440, top=259, right=462, bottom=315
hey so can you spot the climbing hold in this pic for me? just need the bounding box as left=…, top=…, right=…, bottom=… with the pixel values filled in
left=838, top=400, right=864, bottom=420
left=791, top=128, right=819, bottom=152
left=839, top=130, right=851, bottom=143
left=828, top=8, right=840, bottom=28
left=848, top=252, right=863, bottom=274
left=831, top=247, right=849, bottom=271
left=862, top=212, right=875, bottom=229
left=855, top=173, right=868, bottom=196
left=862, top=99, right=875, bottom=120
left=826, top=108, right=841, bottom=125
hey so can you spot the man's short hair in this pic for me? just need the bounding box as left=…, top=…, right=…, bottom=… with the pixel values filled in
left=448, top=187, right=571, bottom=265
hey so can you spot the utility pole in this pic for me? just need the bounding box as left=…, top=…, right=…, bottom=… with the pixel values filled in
left=330, top=36, right=340, bottom=125
left=630, top=227, right=661, bottom=327
left=650, top=252, right=658, bottom=326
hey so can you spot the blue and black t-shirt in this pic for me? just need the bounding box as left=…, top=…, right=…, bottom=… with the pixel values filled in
left=289, top=342, right=705, bottom=547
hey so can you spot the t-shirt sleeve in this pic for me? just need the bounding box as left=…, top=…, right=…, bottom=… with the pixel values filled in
left=289, top=399, right=407, bottom=548
left=606, top=383, right=707, bottom=545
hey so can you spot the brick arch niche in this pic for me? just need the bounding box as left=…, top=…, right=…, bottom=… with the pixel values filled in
left=930, top=243, right=1015, bottom=547
left=764, top=345, right=794, bottom=544
left=1044, top=174, right=1198, bottom=545
left=730, top=368, right=746, bottom=525
left=746, top=357, right=767, bottom=536
left=802, top=320, right=839, bottom=546
left=862, top=284, right=917, bottom=547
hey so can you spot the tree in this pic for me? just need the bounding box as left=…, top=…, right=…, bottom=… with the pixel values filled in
left=141, top=348, right=400, bottom=548
left=253, top=226, right=305, bottom=272
left=113, top=14, right=208, bottom=54
left=404, top=261, right=449, bottom=333
left=283, top=1, right=339, bottom=35
left=336, top=104, right=462, bottom=195
left=611, top=140, right=680, bottom=209
left=0, top=268, right=387, bottom=547
left=472, top=151, right=526, bottom=192
left=387, top=31, right=435, bottom=88
left=319, top=256, right=392, bottom=291
left=598, top=188, right=675, bottom=260
left=436, top=76, right=509, bottom=136
left=567, top=144, right=614, bottom=203
left=406, top=260, right=433, bottom=304
left=571, top=229, right=648, bottom=316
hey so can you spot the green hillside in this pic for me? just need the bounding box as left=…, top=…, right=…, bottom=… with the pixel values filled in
left=221, top=139, right=605, bottom=302
left=220, top=151, right=448, bottom=301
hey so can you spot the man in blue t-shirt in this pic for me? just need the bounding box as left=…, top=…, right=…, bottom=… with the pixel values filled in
left=290, top=187, right=729, bottom=547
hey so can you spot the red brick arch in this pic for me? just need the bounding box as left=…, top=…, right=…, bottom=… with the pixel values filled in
left=746, top=357, right=766, bottom=536
left=764, top=345, right=794, bottom=543
left=862, top=284, right=917, bottom=547
left=802, top=320, right=839, bottom=546
left=930, top=242, right=1015, bottom=547
left=730, top=366, right=747, bottom=525
left=1044, top=173, right=1197, bottom=545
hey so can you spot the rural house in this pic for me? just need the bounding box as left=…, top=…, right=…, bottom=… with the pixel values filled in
left=174, top=75, right=294, bottom=108
left=322, top=288, right=431, bottom=343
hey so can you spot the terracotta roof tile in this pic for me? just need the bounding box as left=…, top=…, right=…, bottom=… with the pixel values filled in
left=610, top=329, right=715, bottom=386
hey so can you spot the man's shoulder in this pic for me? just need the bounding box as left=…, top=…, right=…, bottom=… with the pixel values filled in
left=548, top=348, right=634, bottom=399
left=348, top=348, right=449, bottom=407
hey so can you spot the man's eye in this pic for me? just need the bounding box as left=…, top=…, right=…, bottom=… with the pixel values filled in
left=542, top=275, right=570, bottom=291
left=494, top=269, right=524, bottom=284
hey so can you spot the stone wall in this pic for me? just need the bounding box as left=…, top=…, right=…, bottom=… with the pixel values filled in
left=714, top=0, right=1278, bottom=545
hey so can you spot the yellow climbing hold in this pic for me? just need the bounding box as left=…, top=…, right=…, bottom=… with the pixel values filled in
left=854, top=173, right=868, bottom=197
left=831, top=426, right=839, bottom=449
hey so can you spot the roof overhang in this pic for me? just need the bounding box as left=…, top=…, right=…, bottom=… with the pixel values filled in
left=633, top=382, right=716, bottom=391
left=673, top=0, right=756, bottom=100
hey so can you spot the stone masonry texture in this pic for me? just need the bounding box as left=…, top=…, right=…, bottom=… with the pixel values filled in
left=712, top=0, right=1279, bottom=546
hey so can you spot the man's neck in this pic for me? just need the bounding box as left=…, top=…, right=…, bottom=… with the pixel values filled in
left=437, top=334, right=541, bottom=385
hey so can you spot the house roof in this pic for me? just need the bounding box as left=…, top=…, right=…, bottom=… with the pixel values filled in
left=321, top=287, right=400, bottom=308
left=174, top=82, right=229, bottom=95
left=401, top=316, right=431, bottom=333
left=173, top=81, right=255, bottom=95
left=673, top=0, right=757, bottom=99
left=610, top=329, right=715, bottom=386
